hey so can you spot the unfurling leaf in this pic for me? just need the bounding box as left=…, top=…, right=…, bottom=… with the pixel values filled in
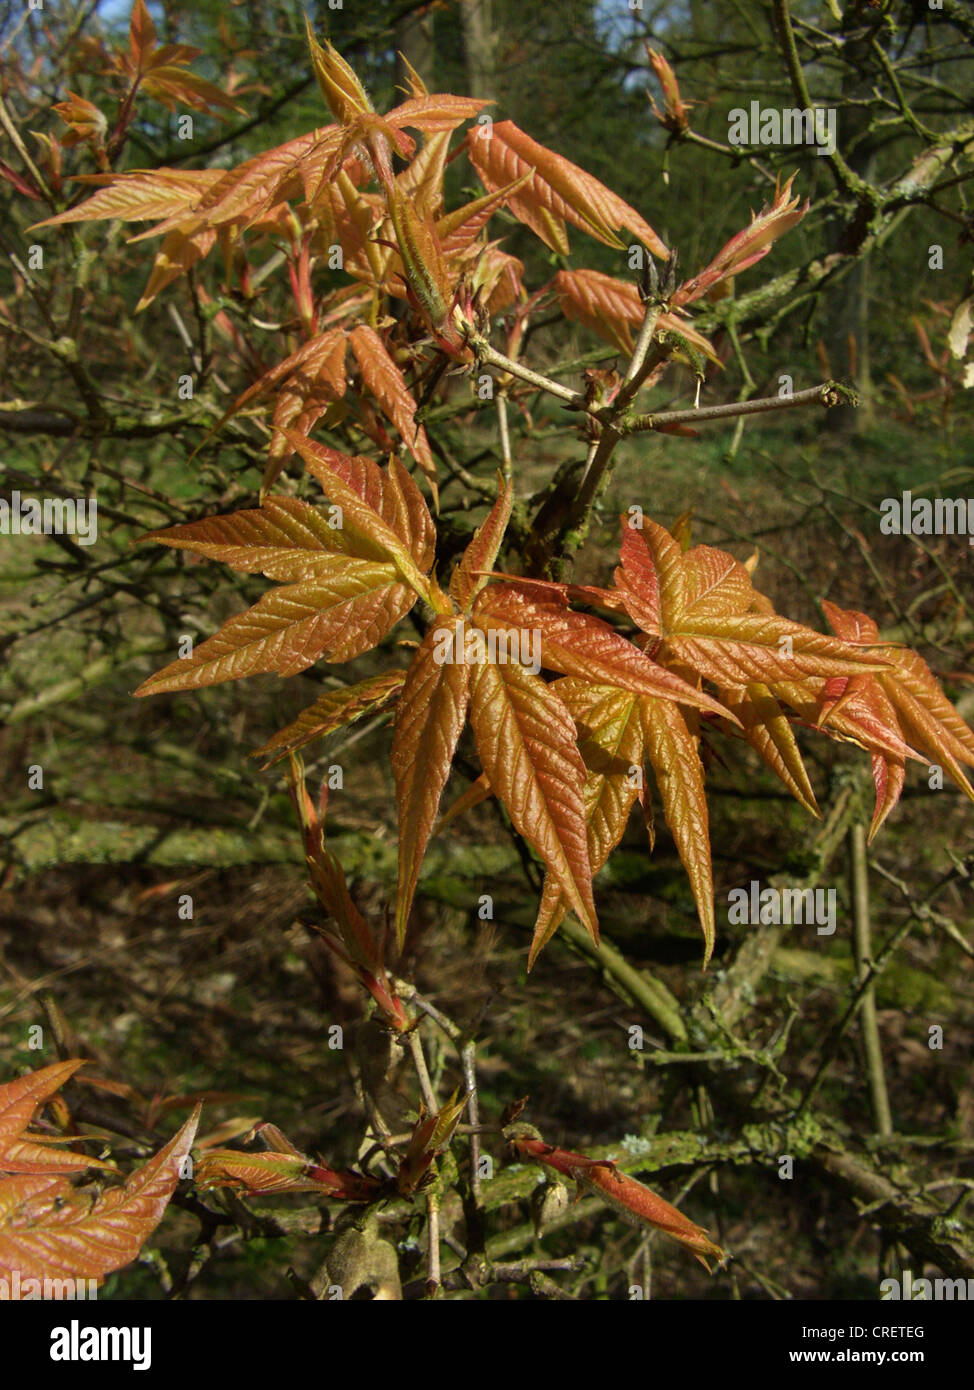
left=450, top=474, right=514, bottom=613
left=507, top=1128, right=725, bottom=1271
left=254, top=671, right=406, bottom=766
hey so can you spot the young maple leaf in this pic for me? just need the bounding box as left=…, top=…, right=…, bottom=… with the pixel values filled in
left=396, top=1091, right=469, bottom=1197
left=616, top=520, right=890, bottom=687
left=672, top=174, right=808, bottom=308
left=817, top=600, right=974, bottom=837
left=31, top=128, right=346, bottom=309
left=134, top=448, right=433, bottom=696
left=390, top=479, right=603, bottom=948
left=392, top=617, right=472, bottom=944
left=529, top=679, right=645, bottom=966
left=466, top=120, right=668, bottom=258
left=0, top=1063, right=198, bottom=1287
left=114, top=0, right=247, bottom=116
left=198, top=327, right=348, bottom=490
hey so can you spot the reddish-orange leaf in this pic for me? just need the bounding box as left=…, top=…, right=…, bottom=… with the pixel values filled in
left=349, top=325, right=436, bottom=500
left=640, top=698, right=715, bottom=967
left=719, top=682, right=819, bottom=817
left=129, top=0, right=157, bottom=70
left=284, top=433, right=433, bottom=596
left=436, top=174, right=532, bottom=255
left=821, top=601, right=974, bottom=803
left=673, top=175, right=808, bottom=309
left=530, top=680, right=645, bottom=967
left=135, top=225, right=216, bottom=311
left=450, top=474, right=513, bottom=613
left=553, top=268, right=717, bottom=360
left=141, top=67, right=247, bottom=116
left=870, top=751, right=906, bottom=841
left=129, top=128, right=342, bottom=243
left=467, top=121, right=667, bottom=257
left=29, top=170, right=221, bottom=230
left=0, top=1062, right=112, bottom=1177
left=474, top=581, right=733, bottom=720
left=392, top=619, right=473, bottom=944
left=139, top=495, right=385, bottom=578
left=0, top=1108, right=199, bottom=1286
left=202, top=329, right=347, bottom=473
left=468, top=651, right=598, bottom=942
left=386, top=94, right=490, bottom=135
left=508, top=1132, right=724, bottom=1270
left=618, top=521, right=889, bottom=687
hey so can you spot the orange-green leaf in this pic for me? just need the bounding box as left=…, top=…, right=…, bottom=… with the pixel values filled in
left=139, top=495, right=387, bottom=579
left=141, top=66, right=247, bottom=116
left=673, top=174, right=808, bottom=309
left=254, top=670, right=406, bottom=766
left=619, top=522, right=889, bottom=687
left=195, top=1148, right=323, bottom=1194
left=719, top=682, right=819, bottom=816
left=204, top=329, right=347, bottom=473
left=821, top=600, right=974, bottom=803
left=869, top=751, right=906, bottom=842
left=397, top=1090, right=469, bottom=1196
left=468, top=652, right=598, bottom=942
left=386, top=94, right=490, bottom=135
left=437, top=173, right=532, bottom=255
left=392, top=619, right=472, bottom=943
left=28, top=169, right=222, bottom=229
left=135, top=225, right=216, bottom=310
left=306, top=19, right=373, bottom=124
left=134, top=561, right=414, bottom=695
left=129, top=0, right=157, bottom=70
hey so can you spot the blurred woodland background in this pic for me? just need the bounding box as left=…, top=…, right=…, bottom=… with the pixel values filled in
left=1, top=0, right=973, bottom=1299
